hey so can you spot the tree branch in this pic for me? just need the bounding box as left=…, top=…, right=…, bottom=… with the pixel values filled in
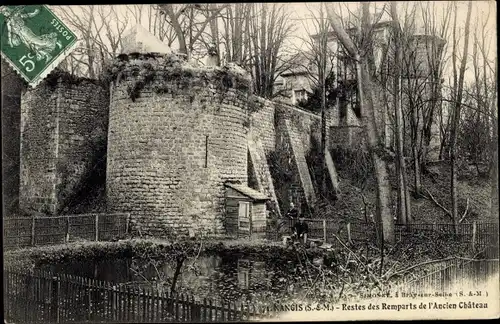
left=422, top=188, right=453, bottom=220
left=386, top=256, right=456, bottom=280
left=459, top=198, right=469, bottom=224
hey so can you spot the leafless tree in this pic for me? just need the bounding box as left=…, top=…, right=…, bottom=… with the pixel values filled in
left=490, top=58, right=498, bottom=219
left=457, top=13, right=496, bottom=177
left=389, top=2, right=411, bottom=225
left=219, top=4, right=253, bottom=66
left=455, top=2, right=497, bottom=218
left=55, top=5, right=130, bottom=78
left=246, top=3, right=297, bottom=98
left=449, top=0, right=473, bottom=233
left=394, top=2, right=452, bottom=198
left=326, top=2, right=394, bottom=245
left=157, top=4, right=228, bottom=61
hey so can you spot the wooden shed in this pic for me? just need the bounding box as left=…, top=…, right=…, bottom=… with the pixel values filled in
left=224, top=182, right=270, bottom=238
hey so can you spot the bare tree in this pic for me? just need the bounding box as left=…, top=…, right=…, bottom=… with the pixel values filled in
left=157, top=4, right=228, bottom=60
left=490, top=58, right=498, bottom=219
left=395, top=2, right=452, bottom=198
left=219, top=4, right=253, bottom=66
left=389, top=2, right=411, bottom=225
left=247, top=3, right=297, bottom=98
left=449, top=0, right=473, bottom=233
left=326, top=3, right=394, bottom=244
left=419, top=2, right=453, bottom=168
left=55, top=5, right=130, bottom=78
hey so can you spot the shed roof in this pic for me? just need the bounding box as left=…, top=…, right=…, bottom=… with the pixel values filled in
left=224, top=183, right=269, bottom=201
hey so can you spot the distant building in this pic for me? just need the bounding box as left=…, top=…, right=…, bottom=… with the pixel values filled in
left=277, top=19, right=446, bottom=157
left=273, top=52, right=315, bottom=106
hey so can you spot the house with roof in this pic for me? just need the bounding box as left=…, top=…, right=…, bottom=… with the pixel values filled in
left=275, top=18, right=446, bottom=156
left=224, top=181, right=270, bottom=239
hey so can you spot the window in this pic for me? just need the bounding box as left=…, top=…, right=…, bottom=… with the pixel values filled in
left=274, top=76, right=286, bottom=87
left=238, top=201, right=250, bottom=231
left=293, top=89, right=308, bottom=105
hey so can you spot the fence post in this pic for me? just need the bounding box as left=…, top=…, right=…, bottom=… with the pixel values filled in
left=95, top=214, right=99, bottom=241
left=347, top=223, right=353, bottom=245
left=31, top=215, right=36, bottom=246
left=125, top=213, right=131, bottom=235
left=249, top=206, right=253, bottom=239
left=65, top=216, right=70, bottom=243
left=25, top=274, right=32, bottom=323
left=112, top=285, right=117, bottom=321
left=323, top=220, right=327, bottom=242
left=471, top=221, right=477, bottom=252
left=51, top=276, right=60, bottom=323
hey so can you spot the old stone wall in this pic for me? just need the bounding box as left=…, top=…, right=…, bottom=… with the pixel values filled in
left=249, top=96, right=276, bottom=153
left=106, top=56, right=253, bottom=237
left=20, top=83, right=59, bottom=213
left=20, top=73, right=109, bottom=214
left=2, top=61, right=24, bottom=216
left=271, top=103, right=322, bottom=212
left=56, top=81, right=109, bottom=213
left=275, top=103, right=322, bottom=154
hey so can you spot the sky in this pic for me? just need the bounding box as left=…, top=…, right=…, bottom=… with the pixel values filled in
left=50, top=2, right=496, bottom=84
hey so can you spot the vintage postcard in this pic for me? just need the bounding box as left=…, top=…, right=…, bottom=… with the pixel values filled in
left=2, top=2, right=498, bottom=323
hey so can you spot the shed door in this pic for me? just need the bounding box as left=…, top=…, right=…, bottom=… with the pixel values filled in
left=238, top=201, right=251, bottom=236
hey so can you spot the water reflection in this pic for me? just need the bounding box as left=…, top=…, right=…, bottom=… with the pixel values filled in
left=39, top=255, right=301, bottom=304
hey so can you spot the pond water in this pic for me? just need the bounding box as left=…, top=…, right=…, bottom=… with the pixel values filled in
left=38, top=253, right=315, bottom=305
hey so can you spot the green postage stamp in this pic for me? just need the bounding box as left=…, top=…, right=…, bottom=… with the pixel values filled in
left=0, top=5, right=78, bottom=87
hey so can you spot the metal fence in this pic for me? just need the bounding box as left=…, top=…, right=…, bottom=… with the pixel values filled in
left=4, top=259, right=498, bottom=323
left=3, top=269, right=265, bottom=323
left=266, top=218, right=375, bottom=245
left=397, top=258, right=499, bottom=293
left=3, top=213, right=130, bottom=250
left=267, top=219, right=499, bottom=254
left=395, top=222, right=499, bottom=257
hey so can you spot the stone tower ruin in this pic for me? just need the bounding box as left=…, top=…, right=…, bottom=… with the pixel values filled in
left=105, top=54, right=253, bottom=236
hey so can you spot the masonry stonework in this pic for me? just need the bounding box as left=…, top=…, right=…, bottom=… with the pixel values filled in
left=106, top=56, right=253, bottom=236
left=20, top=73, right=109, bottom=214
left=249, top=96, right=275, bottom=153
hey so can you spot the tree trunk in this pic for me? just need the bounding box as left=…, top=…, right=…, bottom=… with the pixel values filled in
left=413, top=130, right=422, bottom=197
left=164, top=5, right=188, bottom=54
left=325, top=3, right=394, bottom=244
left=391, top=2, right=411, bottom=225
left=170, top=256, right=185, bottom=294
left=320, top=77, right=326, bottom=196
left=361, top=65, right=395, bottom=244
left=449, top=0, right=473, bottom=234
left=208, top=4, right=221, bottom=66
left=319, top=9, right=327, bottom=197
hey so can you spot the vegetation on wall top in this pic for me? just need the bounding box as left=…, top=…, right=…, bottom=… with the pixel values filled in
left=102, top=52, right=254, bottom=102
left=41, top=68, right=108, bottom=93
